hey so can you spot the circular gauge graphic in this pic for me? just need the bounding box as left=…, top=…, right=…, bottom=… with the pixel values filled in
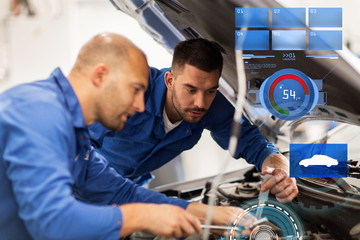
left=227, top=199, right=304, bottom=240
left=259, top=69, right=319, bottom=121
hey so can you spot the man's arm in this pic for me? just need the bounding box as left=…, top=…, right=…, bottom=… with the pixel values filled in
left=2, top=102, right=124, bottom=239
left=206, top=92, right=279, bottom=171
left=206, top=93, right=297, bottom=202
left=2, top=101, right=201, bottom=239
left=73, top=149, right=191, bottom=208
left=75, top=146, right=247, bottom=235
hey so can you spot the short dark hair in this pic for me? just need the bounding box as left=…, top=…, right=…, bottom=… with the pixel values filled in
left=171, top=38, right=223, bottom=76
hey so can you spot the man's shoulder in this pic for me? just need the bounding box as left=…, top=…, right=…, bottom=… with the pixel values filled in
left=149, top=67, right=171, bottom=83
left=210, top=91, right=233, bottom=110
left=201, top=91, right=234, bottom=127
left=145, top=67, right=169, bottom=107
left=2, top=79, right=60, bottom=102
left=0, top=79, right=66, bottom=119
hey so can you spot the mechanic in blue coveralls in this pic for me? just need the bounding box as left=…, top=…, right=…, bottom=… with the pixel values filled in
left=0, top=33, right=245, bottom=240
left=89, top=38, right=298, bottom=203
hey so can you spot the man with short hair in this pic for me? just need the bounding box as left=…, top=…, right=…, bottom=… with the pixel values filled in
left=90, top=38, right=298, bottom=203
left=0, top=33, right=240, bottom=240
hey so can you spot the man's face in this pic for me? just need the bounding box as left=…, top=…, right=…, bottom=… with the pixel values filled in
left=169, top=64, right=220, bottom=123
left=97, top=50, right=149, bottom=131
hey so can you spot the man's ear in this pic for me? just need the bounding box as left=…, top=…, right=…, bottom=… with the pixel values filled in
left=91, top=64, right=108, bottom=88
left=164, top=71, right=174, bottom=90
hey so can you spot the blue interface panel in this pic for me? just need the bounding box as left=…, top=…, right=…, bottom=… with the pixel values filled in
left=290, top=144, right=348, bottom=178
left=309, top=8, right=342, bottom=27
left=235, top=7, right=343, bottom=122
left=309, top=31, right=342, bottom=50
left=235, top=8, right=269, bottom=28
left=272, top=8, right=306, bottom=28
left=235, top=30, right=269, bottom=50
left=272, top=30, right=306, bottom=50
left=235, top=7, right=342, bottom=51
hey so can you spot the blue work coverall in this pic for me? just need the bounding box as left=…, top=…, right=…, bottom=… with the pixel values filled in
left=0, top=68, right=188, bottom=240
left=89, top=67, right=279, bottom=185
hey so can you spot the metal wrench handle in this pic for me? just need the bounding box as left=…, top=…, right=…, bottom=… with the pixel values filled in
left=200, top=224, right=234, bottom=230
left=255, top=174, right=272, bottom=218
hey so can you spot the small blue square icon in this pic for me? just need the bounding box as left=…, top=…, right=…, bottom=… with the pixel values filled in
left=290, top=144, right=347, bottom=178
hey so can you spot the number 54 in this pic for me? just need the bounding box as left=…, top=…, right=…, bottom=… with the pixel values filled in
left=283, top=89, right=295, bottom=99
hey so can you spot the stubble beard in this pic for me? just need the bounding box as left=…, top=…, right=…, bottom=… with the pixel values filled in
left=171, top=88, right=206, bottom=124
left=96, top=101, right=125, bottom=132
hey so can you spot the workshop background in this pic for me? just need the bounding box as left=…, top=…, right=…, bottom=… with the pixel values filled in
left=0, top=0, right=359, bottom=187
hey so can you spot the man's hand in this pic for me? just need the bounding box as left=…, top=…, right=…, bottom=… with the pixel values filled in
left=120, top=203, right=202, bottom=238
left=186, top=202, right=253, bottom=236
left=261, top=153, right=298, bottom=203
left=209, top=205, right=254, bottom=236
left=210, top=205, right=244, bottom=226
left=186, top=202, right=243, bottom=225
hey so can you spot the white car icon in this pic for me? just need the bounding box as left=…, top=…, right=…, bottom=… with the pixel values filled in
left=299, top=154, right=339, bottom=167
